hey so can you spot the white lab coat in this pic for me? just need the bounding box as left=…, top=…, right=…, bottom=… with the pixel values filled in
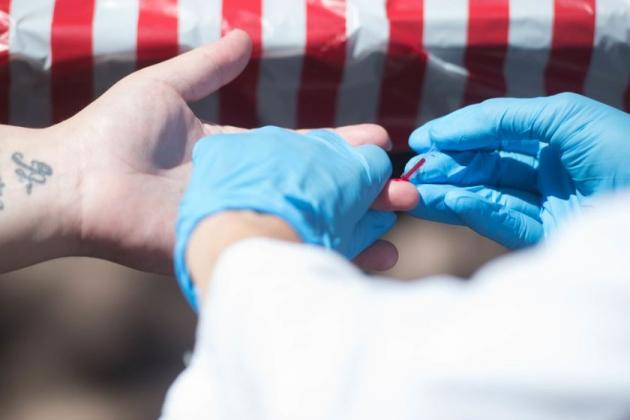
left=160, top=194, right=630, bottom=420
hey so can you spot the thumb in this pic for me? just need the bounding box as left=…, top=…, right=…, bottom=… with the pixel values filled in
left=135, top=29, right=252, bottom=102
left=444, top=190, right=542, bottom=249
left=353, top=144, right=393, bottom=204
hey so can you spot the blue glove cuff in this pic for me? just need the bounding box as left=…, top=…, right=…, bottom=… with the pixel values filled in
left=173, top=194, right=326, bottom=311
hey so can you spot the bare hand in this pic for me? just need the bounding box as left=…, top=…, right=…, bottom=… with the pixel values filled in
left=49, top=30, right=417, bottom=274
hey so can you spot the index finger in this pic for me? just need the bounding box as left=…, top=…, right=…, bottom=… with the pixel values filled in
left=408, top=95, right=577, bottom=153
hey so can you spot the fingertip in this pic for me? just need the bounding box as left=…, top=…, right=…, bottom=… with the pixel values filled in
left=373, top=180, right=420, bottom=211
left=219, top=29, right=253, bottom=60
left=217, top=28, right=253, bottom=72
left=395, top=181, right=421, bottom=209
left=224, top=28, right=253, bottom=45
left=142, top=27, right=254, bottom=102
left=364, top=124, right=393, bottom=151
left=353, top=240, right=399, bottom=272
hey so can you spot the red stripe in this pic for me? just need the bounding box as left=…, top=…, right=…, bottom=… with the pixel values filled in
left=544, top=0, right=596, bottom=95
left=463, top=0, right=510, bottom=106
left=0, top=0, right=10, bottom=124
left=51, top=0, right=96, bottom=123
left=297, top=0, right=346, bottom=128
left=220, top=0, right=262, bottom=128
left=378, top=0, right=427, bottom=146
left=137, top=0, right=179, bottom=69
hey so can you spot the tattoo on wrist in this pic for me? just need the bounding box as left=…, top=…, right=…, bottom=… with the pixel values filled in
left=12, top=152, right=53, bottom=195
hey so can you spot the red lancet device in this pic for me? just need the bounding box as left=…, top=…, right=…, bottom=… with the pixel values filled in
left=396, top=157, right=426, bottom=182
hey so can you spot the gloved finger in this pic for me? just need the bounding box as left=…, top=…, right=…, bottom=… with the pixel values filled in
left=412, top=133, right=543, bottom=156
left=407, top=184, right=462, bottom=226
left=405, top=150, right=539, bottom=193
left=353, top=144, right=394, bottom=203
left=353, top=239, right=399, bottom=272
left=304, top=130, right=393, bottom=207
left=408, top=95, right=584, bottom=153
left=372, top=179, right=419, bottom=211
left=408, top=183, right=541, bottom=224
left=134, top=30, right=252, bottom=102
left=444, top=189, right=544, bottom=249
left=349, top=211, right=397, bottom=259
left=298, top=124, right=392, bottom=151
left=467, top=185, right=541, bottom=220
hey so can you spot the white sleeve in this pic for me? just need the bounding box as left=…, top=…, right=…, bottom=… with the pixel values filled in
left=160, top=196, right=630, bottom=420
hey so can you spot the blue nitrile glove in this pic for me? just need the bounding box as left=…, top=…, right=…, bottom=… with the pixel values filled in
left=406, top=93, right=630, bottom=249
left=175, top=126, right=395, bottom=309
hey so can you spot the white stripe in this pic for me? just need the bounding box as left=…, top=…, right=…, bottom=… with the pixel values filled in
left=256, top=0, right=305, bottom=128
left=93, top=0, right=139, bottom=98
left=583, top=0, right=630, bottom=109
left=8, top=0, right=55, bottom=127
left=179, top=0, right=222, bottom=122
left=504, top=0, right=553, bottom=98
left=418, top=0, right=468, bottom=125
left=335, top=0, right=388, bottom=127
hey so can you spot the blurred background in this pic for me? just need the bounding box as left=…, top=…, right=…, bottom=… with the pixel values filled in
left=0, top=258, right=195, bottom=420
left=0, top=210, right=505, bottom=420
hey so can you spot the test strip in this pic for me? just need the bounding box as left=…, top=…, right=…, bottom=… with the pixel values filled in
left=220, top=0, right=262, bottom=128
left=463, top=0, right=510, bottom=105
left=297, top=0, right=347, bottom=128
left=544, top=0, right=596, bottom=95
left=0, top=0, right=11, bottom=124
left=51, top=0, right=96, bottom=122
left=399, top=157, right=426, bottom=182
left=378, top=0, right=426, bottom=144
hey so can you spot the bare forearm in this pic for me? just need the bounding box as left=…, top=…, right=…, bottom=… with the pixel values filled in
left=0, top=125, right=80, bottom=271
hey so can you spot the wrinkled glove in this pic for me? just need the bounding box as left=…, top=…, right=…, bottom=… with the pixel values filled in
left=405, top=93, right=630, bottom=249
left=175, top=126, right=395, bottom=309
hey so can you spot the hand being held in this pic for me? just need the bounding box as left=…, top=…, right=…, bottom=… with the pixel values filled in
left=405, top=93, right=630, bottom=248
left=176, top=127, right=406, bottom=308
left=49, top=30, right=416, bottom=274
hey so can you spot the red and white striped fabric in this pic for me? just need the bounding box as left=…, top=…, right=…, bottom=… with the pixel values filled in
left=1, top=0, right=629, bottom=150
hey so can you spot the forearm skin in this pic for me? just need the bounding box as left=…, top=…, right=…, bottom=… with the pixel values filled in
left=0, top=125, right=81, bottom=272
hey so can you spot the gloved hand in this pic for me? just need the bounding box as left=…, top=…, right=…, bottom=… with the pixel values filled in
left=405, top=93, right=630, bottom=248
left=175, top=126, right=395, bottom=309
